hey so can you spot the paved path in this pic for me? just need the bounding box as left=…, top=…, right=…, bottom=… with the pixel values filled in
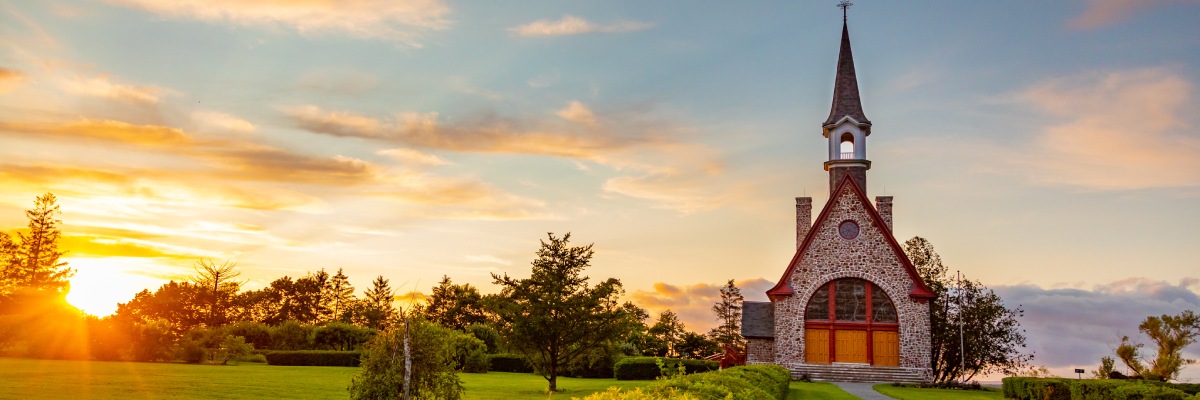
left=831, top=382, right=892, bottom=400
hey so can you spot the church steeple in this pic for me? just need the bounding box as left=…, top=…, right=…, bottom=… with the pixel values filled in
left=822, top=2, right=872, bottom=195
left=822, top=20, right=871, bottom=128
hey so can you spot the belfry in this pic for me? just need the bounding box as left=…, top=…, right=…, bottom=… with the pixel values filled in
left=741, top=4, right=936, bottom=383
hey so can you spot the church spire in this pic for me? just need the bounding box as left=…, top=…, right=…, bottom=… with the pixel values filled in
left=823, top=6, right=870, bottom=128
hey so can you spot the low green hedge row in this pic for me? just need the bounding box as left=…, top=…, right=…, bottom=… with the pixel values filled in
left=1002, top=377, right=1193, bottom=400
left=261, top=350, right=360, bottom=367
left=487, top=353, right=533, bottom=373
left=584, top=364, right=791, bottom=400
left=612, top=357, right=719, bottom=380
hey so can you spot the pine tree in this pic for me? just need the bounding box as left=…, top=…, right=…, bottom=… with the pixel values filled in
left=707, top=279, right=744, bottom=350
left=329, top=268, right=356, bottom=322
left=2, top=193, right=74, bottom=296
left=359, top=275, right=395, bottom=330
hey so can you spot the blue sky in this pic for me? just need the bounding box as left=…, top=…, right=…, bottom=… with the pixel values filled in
left=1, top=0, right=1199, bottom=380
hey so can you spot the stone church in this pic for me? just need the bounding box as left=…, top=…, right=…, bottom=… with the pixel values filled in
left=740, top=14, right=936, bottom=383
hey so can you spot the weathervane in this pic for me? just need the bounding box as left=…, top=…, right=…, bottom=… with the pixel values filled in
left=837, top=1, right=853, bottom=21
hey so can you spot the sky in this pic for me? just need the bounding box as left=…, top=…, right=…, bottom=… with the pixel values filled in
left=1, top=0, right=1199, bottom=381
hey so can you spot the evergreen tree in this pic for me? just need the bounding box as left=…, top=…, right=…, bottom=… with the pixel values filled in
left=707, top=279, right=744, bottom=350
left=329, top=268, right=356, bottom=323
left=648, top=310, right=686, bottom=357
left=490, top=233, right=629, bottom=392
left=425, top=275, right=487, bottom=330
left=358, top=275, right=396, bottom=330
left=1, top=193, right=74, bottom=296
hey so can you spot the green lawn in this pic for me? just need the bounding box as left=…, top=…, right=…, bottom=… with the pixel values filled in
left=788, top=381, right=860, bottom=399
left=0, top=358, right=653, bottom=400
left=0, top=358, right=860, bottom=400
left=872, top=384, right=1005, bottom=400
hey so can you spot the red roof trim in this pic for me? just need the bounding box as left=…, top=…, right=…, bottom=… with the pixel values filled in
left=765, top=175, right=936, bottom=302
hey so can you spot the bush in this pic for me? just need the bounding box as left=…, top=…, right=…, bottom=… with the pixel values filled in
left=566, top=344, right=623, bottom=378
left=446, top=330, right=488, bottom=373
left=584, top=364, right=790, bottom=400
left=1002, top=377, right=1071, bottom=400
left=227, top=321, right=272, bottom=350
left=270, top=321, right=314, bottom=350
left=262, top=350, right=361, bottom=367
left=465, top=324, right=502, bottom=354
left=488, top=353, right=533, bottom=373
left=177, top=340, right=207, bottom=364
left=613, top=357, right=718, bottom=380
left=234, top=353, right=268, bottom=363
left=348, top=318, right=464, bottom=400
left=1072, top=379, right=1128, bottom=400
left=314, top=322, right=373, bottom=351
left=1169, top=384, right=1200, bottom=396
left=1111, top=384, right=1189, bottom=400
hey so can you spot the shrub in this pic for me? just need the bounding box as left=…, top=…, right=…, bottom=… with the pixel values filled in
left=465, top=324, right=502, bottom=354
left=270, top=321, right=314, bottom=350
left=488, top=353, right=533, bottom=373
left=446, top=329, right=488, bottom=373
left=227, top=321, right=272, bottom=350
left=1002, top=377, right=1071, bottom=400
left=584, top=364, right=790, bottom=400
left=1111, top=384, right=1189, bottom=400
left=1169, top=384, right=1200, bottom=396
left=314, top=322, right=373, bottom=351
left=1072, top=379, right=1128, bottom=400
left=177, top=340, right=207, bottom=364
left=566, top=344, right=623, bottom=378
left=348, top=318, right=463, bottom=400
left=613, top=357, right=718, bottom=380
left=262, top=350, right=361, bottom=367
left=234, top=353, right=268, bottom=363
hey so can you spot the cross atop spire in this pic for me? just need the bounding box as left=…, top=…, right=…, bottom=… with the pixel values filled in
left=837, top=1, right=853, bottom=22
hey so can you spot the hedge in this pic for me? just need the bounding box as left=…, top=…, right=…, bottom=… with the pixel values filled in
left=487, top=353, right=533, bottom=373
left=584, top=364, right=791, bottom=400
left=613, top=357, right=719, bottom=380
left=261, top=350, right=360, bottom=367
left=1002, top=377, right=1193, bottom=400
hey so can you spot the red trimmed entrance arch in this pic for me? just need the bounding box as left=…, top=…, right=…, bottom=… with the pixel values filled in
left=804, top=278, right=900, bottom=366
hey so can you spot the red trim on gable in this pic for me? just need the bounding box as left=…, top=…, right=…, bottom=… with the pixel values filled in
left=766, top=175, right=937, bottom=302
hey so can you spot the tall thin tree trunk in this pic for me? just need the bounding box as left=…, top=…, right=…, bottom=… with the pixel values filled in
left=402, top=316, right=411, bottom=400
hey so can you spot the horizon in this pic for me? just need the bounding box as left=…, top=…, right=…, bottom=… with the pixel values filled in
left=1, top=0, right=1198, bottom=382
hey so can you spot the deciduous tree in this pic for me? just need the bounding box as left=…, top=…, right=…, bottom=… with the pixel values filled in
left=190, top=259, right=242, bottom=326
left=489, top=233, right=629, bottom=392
left=1115, top=310, right=1200, bottom=381
left=905, top=236, right=1032, bottom=383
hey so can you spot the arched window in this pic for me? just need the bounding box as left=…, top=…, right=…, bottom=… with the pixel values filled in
left=839, top=132, right=855, bottom=159
left=804, top=278, right=899, bottom=366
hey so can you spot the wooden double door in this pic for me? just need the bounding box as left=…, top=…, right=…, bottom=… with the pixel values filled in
left=805, top=329, right=898, bottom=366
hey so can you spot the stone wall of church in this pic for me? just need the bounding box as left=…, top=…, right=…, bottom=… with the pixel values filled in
left=746, top=338, right=775, bottom=364
left=773, top=188, right=931, bottom=374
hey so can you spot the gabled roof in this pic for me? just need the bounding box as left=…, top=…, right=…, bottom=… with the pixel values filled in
left=822, top=21, right=871, bottom=128
left=766, top=174, right=936, bottom=302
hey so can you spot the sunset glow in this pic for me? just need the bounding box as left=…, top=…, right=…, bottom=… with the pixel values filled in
left=2, top=1, right=1199, bottom=380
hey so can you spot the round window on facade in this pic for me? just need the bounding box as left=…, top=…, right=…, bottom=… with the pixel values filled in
left=838, top=220, right=859, bottom=240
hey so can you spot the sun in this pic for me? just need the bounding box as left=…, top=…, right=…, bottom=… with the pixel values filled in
left=64, top=258, right=169, bottom=317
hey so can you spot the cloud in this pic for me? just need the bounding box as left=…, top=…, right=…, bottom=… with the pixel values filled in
left=629, top=278, right=774, bottom=332
left=510, top=15, right=654, bottom=37
left=296, top=69, right=380, bottom=95
left=283, top=101, right=734, bottom=213
left=993, top=278, right=1200, bottom=376
left=464, top=254, right=511, bottom=266
left=192, top=110, right=255, bottom=134
left=106, top=0, right=452, bottom=47
left=0, top=118, right=192, bottom=147
left=59, top=75, right=172, bottom=104
left=1068, top=0, right=1200, bottom=29
left=282, top=103, right=652, bottom=158
left=377, top=148, right=449, bottom=166
left=1009, top=67, right=1200, bottom=190
left=527, top=69, right=561, bottom=89
left=0, top=67, right=26, bottom=93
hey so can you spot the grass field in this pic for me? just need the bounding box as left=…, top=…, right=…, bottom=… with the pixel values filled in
left=0, top=357, right=863, bottom=399
left=872, top=384, right=1005, bottom=400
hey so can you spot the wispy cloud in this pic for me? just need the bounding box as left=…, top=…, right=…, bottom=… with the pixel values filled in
left=1068, top=0, right=1200, bottom=30
left=0, top=67, right=26, bottom=93
left=377, top=148, right=449, bottom=166
left=509, top=15, right=654, bottom=37
left=59, top=75, right=173, bottom=104
left=192, top=110, right=255, bottom=134
left=105, top=0, right=452, bottom=47
left=1010, top=66, right=1200, bottom=190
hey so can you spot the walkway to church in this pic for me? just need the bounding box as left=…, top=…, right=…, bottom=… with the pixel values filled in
left=831, top=382, right=891, bottom=400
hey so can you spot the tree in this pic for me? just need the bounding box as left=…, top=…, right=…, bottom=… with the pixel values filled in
left=348, top=317, right=464, bottom=400
left=358, top=275, right=396, bottom=330
left=425, top=275, right=488, bottom=330
left=1115, top=310, right=1200, bottom=381
left=190, top=259, right=242, bottom=326
left=329, top=268, right=356, bottom=323
left=675, top=331, right=720, bottom=359
left=647, top=310, right=686, bottom=357
left=0, top=193, right=74, bottom=297
left=489, top=233, right=630, bottom=392
left=904, top=236, right=1032, bottom=383
left=707, top=279, right=744, bottom=350
left=1093, top=356, right=1116, bottom=379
